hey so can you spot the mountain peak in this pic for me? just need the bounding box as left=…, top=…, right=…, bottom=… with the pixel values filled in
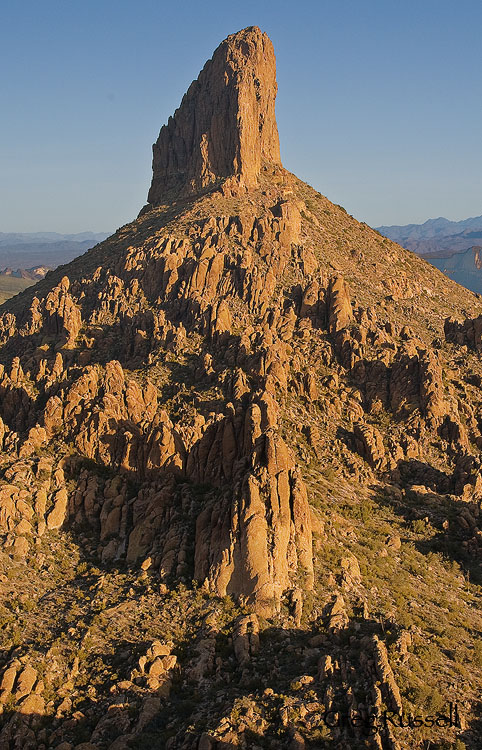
left=2, top=26, right=482, bottom=748
left=147, top=26, right=281, bottom=206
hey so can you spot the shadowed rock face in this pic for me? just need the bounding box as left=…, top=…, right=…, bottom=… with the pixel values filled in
left=147, top=26, right=281, bottom=205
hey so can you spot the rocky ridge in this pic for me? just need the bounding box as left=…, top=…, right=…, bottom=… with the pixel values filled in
left=0, top=25, right=480, bottom=750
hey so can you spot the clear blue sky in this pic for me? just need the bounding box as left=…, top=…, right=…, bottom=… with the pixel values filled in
left=1, top=0, right=481, bottom=233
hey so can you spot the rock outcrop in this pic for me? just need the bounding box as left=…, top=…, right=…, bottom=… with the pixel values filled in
left=147, top=26, right=281, bottom=206
left=0, top=24, right=480, bottom=750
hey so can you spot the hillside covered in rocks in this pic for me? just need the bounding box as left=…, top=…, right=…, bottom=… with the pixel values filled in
left=0, top=26, right=480, bottom=750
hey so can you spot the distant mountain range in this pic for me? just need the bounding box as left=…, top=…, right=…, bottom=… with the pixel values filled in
left=0, top=231, right=107, bottom=245
left=0, top=231, right=108, bottom=269
left=0, top=266, right=50, bottom=281
left=376, top=215, right=482, bottom=295
left=0, top=231, right=109, bottom=303
left=376, top=215, right=482, bottom=257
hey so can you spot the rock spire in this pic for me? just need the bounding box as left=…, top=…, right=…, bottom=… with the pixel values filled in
left=147, top=26, right=281, bottom=205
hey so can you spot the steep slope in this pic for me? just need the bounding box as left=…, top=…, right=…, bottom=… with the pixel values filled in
left=0, top=26, right=480, bottom=750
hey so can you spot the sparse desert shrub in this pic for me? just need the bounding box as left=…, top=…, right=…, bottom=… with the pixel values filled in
left=321, top=467, right=337, bottom=482
left=411, top=518, right=428, bottom=534
left=356, top=498, right=372, bottom=523
left=472, top=640, right=482, bottom=668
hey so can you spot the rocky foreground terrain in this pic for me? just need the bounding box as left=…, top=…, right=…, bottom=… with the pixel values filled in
left=0, top=26, right=480, bottom=750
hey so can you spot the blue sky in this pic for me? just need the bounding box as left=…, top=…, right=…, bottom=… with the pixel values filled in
left=1, top=0, right=481, bottom=232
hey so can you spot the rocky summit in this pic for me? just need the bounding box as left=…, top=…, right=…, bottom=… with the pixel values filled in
left=0, top=26, right=481, bottom=750
left=147, top=26, right=281, bottom=205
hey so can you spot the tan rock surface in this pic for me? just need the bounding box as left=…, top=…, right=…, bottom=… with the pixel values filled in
left=0, top=24, right=479, bottom=750
left=147, top=26, right=281, bottom=205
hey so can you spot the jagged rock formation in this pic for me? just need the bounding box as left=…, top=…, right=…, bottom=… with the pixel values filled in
left=147, top=26, right=281, bottom=206
left=0, top=25, right=481, bottom=750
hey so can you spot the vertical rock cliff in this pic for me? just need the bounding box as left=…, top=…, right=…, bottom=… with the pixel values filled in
left=147, top=26, right=281, bottom=205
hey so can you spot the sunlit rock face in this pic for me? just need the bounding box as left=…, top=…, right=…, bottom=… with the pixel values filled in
left=147, top=26, right=281, bottom=205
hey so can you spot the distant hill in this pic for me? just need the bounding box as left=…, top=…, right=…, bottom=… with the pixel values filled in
left=0, top=239, right=106, bottom=269
left=376, top=215, right=482, bottom=256
left=0, top=232, right=109, bottom=302
left=0, top=232, right=108, bottom=268
left=0, top=231, right=108, bottom=246
left=428, top=245, right=482, bottom=295
left=0, top=266, right=50, bottom=280
left=376, top=216, right=482, bottom=294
